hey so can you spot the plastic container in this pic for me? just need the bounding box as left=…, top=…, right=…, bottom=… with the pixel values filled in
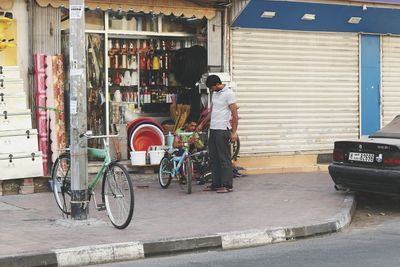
left=130, top=151, right=146, bottom=165
left=129, top=124, right=165, bottom=151
left=166, top=132, right=174, bottom=149
left=148, top=150, right=165, bottom=165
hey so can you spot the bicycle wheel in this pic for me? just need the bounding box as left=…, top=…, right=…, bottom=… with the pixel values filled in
left=202, top=171, right=213, bottom=184
left=159, top=156, right=172, bottom=189
left=181, top=157, right=193, bottom=194
left=230, top=136, right=240, bottom=160
left=51, top=152, right=72, bottom=215
left=102, top=162, right=134, bottom=229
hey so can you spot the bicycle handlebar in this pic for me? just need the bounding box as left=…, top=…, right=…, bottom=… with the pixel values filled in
left=175, top=131, right=206, bottom=137
left=176, top=132, right=194, bottom=137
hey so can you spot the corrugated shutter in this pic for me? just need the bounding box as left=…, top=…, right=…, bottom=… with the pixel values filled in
left=32, top=2, right=61, bottom=55
left=382, top=36, right=400, bottom=126
left=231, top=0, right=250, bottom=23
left=232, top=29, right=359, bottom=154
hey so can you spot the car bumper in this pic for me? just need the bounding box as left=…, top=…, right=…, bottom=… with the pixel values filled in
left=329, top=164, right=400, bottom=195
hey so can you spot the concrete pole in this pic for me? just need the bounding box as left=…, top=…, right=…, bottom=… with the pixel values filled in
left=69, top=0, right=88, bottom=220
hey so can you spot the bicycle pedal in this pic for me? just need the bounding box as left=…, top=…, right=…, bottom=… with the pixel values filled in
left=96, top=203, right=106, bottom=211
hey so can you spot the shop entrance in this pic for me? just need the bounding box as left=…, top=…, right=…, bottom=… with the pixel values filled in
left=361, top=34, right=381, bottom=136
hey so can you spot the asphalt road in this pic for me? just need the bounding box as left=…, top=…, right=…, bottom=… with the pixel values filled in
left=94, top=192, right=400, bottom=267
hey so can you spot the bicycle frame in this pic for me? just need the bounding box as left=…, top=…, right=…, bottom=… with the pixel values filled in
left=85, top=136, right=114, bottom=194
left=167, top=131, right=195, bottom=178
left=169, top=149, right=189, bottom=178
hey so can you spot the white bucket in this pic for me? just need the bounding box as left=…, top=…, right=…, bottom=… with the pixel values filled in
left=148, top=150, right=165, bottom=165
left=130, top=151, right=146, bottom=165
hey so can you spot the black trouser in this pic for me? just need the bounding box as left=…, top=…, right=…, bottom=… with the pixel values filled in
left=208, top=129, right=233, bottom=188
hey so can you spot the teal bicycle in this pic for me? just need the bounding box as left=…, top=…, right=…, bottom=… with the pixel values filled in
left=51, top=131, right=134, bottom=229
left=158, top=132, right=194, bottom=194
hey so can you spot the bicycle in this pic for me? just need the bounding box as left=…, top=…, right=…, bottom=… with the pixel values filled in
left=158, top=132, right=195, bottom=194
left=51, top=131, right=135, bottom=229
left=191, top=149, right=212, bottom=184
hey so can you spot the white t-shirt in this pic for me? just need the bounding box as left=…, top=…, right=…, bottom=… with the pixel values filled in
left=210, top=86, right=237, bottom=130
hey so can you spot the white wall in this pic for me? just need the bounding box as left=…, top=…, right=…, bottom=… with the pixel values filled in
left=13, top=0, right=29, bottom=93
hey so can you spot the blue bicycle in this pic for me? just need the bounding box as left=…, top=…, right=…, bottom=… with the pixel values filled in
left=158, top=132, right=194, bottom=194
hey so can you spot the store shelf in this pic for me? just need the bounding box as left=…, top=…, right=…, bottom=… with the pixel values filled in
left=108, top=30, right=195, bottom=39
left=108, top=68, right=137, bottom=71
left=111, top=101, right=138, bottom=105
left=109, top=85, right=138, bottom=89
left=141, top=102, right=170, bottom=113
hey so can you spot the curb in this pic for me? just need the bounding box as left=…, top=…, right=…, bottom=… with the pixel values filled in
left=0, top=193, right=356, bottom=267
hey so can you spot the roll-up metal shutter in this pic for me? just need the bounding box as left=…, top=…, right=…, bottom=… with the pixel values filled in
left=32, top=2, right=61, bottom=55
left=382, top=36, right=400, bottom=126
left=232, top=29, right=359, bottom=154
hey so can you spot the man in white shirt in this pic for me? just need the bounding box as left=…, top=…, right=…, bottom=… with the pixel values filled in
left=198, top=75, right=239, bottom=193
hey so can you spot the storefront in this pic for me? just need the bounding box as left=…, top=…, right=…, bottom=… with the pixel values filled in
left=29, top=0, right=226, bottom=163
left=230, top=0, right=400, bottom=155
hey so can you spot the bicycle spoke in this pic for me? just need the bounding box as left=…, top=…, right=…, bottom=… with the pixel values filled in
left=159, top=156, right=172, bottom=189
left=52, top=153, right=72, bottom=215
left=102, top=163, right=134, bottom=229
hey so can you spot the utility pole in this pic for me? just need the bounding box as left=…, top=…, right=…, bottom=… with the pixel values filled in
left=69, top=0, right=88, bottom=220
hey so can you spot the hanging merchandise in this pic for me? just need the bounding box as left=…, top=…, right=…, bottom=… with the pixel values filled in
left=49, top=54, right=66, bottom=163
left=124, top=70, right=131, bottom=86
left=114, top=89, right=122, bottom=102
left=140, top=53, right=146, bottom=70
left=34, top=54, right=49, bottom=175
left=170, top=45, right=207, bottom=121
left=128, top=55, right=137, bottom=70
left=121, top=54, right=127, bottom=68
left=86, top=33, right=106, bottom=145
left=113, top=72, right=122, bottom=85
left=131, top=70, right=138, bottom=86
left=152, top=55, right=160, bottom=70
left=172, top=45, right=207, bottom=88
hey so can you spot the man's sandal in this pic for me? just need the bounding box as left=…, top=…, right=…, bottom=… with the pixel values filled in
left=216, top=187, right=233, bottom=193
left=203, top=185, right=218, bottom=191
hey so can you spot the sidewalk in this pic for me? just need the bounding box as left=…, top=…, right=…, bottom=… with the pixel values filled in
left=0, top=171, right=355, bottom=267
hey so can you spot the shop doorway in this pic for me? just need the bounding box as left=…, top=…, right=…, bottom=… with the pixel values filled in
left=361, top=34, right=381, bottom=136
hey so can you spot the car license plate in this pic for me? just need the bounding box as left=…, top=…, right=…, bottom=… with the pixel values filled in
left=348, top=152, right=374, bottom=163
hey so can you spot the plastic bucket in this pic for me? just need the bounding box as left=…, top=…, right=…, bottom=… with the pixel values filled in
left=148, top=150, right=165, bottom=165
left=130, top=151, right=146, bottom=165
left=129, top=124, right=165, bottom=152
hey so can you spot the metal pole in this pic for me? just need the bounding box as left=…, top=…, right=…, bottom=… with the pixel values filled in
left=69, top=0, right=88, bottom=220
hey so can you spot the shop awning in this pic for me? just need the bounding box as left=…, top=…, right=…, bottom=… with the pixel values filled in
left=35, top=0, right=217, bottom=19
left=0, top=0, right=14, bottom=10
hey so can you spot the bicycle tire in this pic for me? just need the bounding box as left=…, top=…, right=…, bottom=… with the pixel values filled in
left=230, top=136, right=240, bottom=160
left=102, top=162, right=134, bottom=229
left=159, top=156, right=172, bottom=189
left=51, top=152, right=72, bottom=215
left=182, top=157, right=193, bottom=194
